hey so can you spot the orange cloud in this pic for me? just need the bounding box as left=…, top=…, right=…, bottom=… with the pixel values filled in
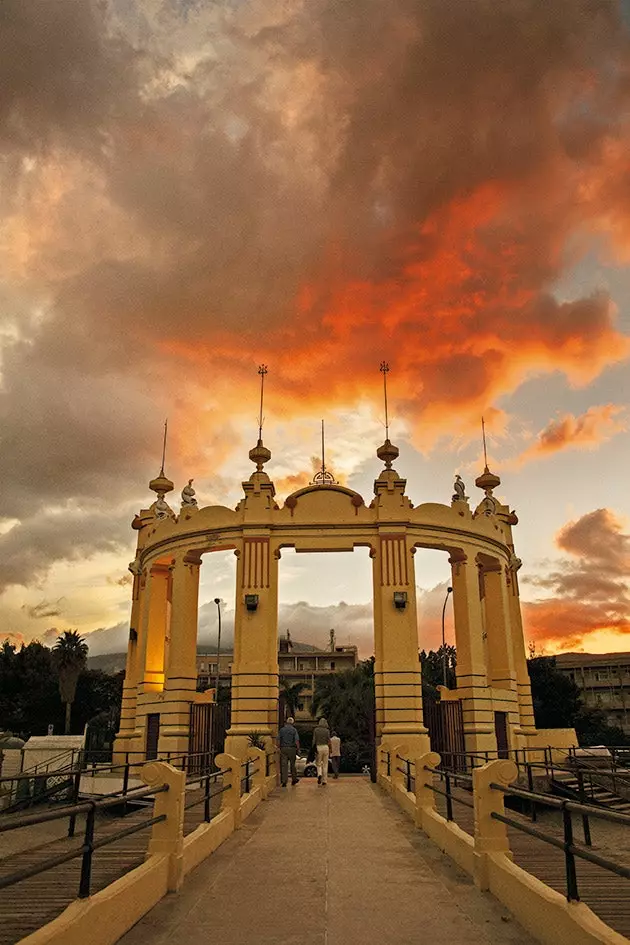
left=157, top=181, right=630, bottom=452
left=518, top=405, right=627, bottom=464
left=523, top=509, right=630, bottom=651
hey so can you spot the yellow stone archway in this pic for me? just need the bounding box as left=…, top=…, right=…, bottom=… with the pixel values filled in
left=114, top=428, right=573, bottom=764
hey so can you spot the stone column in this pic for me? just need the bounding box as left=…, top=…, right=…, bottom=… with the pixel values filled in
left=157, top=551, right=201, bottom=758
left=450, top=552, right=495, bottom=755
left=505, top=558, right=537, bottom=737
left=113, top=565, right=144, bottom=760
left=373, top=533, right=429, bottom=755
left=133, top=563, right=170, bottom=754
left=482, top=563, right=517, bottom=691
left=225, top=536, right=279, bottom=759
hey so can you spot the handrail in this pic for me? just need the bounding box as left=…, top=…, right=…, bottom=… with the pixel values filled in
left=486, top=770, right=630, bottom=901
left=0, top=783, right=169, bottom=898
left=0, top=783, right=168, bottom=834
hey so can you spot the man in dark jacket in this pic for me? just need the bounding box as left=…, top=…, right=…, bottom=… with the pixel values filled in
left=277, top=716, right=300, bottom=787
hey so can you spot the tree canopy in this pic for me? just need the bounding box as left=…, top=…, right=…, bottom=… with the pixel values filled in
left=0, top=638, right=123, bottom=741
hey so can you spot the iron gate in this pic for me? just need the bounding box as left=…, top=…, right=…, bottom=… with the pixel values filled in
left=188, top=702, right=231, bottom=776
left=423, top=699, right=465, bottom=770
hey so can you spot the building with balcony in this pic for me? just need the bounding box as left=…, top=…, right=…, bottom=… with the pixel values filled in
left=555, top=652, right=630, bottom=735
left=196, top=630, right=359, bottom=722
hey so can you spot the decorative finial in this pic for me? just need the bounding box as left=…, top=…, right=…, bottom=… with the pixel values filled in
left=376, top=361, right=399, bottom=470
left=149, top=419, right=174, bottom=517
left=248, top=364, right=272, bottom=472
left=181, top=478, right=198, bottom=507
left=475, top=416, right=501, bottom=515
left=475, top=416, right=501, bottom=496
left=257, top=364, right=267, bottom=440
left=312, top=419, right=336, bottom=485
left=380, top=361, right=390, bottom=440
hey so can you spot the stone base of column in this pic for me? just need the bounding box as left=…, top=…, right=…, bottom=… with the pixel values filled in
left=156, top=732, right=189, bottom=759
left=112, top=732, right=136, bottom=765
left=379, top=730, right=431, bottom=757
left=463, top=728, right=497, bottom=755
left=224, top=725, right=273, bottom=761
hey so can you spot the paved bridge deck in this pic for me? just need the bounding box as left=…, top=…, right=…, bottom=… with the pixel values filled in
left=119, top=778, right=536, bottom=945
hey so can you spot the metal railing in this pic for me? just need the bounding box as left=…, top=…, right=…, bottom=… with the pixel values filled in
left=240, top=758, right=259, bottom=796
left=0, top=782, right=169, bottom=898
left=424, top=764, right=474, bottom=822
left=183, top=767, right=231, bottom=824
left=489, top=778, right=630, bottom=902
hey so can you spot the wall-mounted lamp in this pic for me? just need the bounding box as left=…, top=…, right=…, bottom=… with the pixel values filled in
left=129, top=627, right=138, bottom=642
left=245, top=594, right=259, bottom=612
left=393, top=591, right=408, bottom=610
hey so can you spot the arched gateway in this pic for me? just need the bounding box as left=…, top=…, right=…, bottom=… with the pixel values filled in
left=114, top=424, right=573, bottom=764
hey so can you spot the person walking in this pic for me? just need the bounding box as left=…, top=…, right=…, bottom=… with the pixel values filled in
left=277, top=716, right=300, bottom=787
left=330, top=731, right=341, bottom=779
left=312, top=717, right=331, bottom=785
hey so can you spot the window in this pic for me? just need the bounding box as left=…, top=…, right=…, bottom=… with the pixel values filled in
left=331, top=661, right=336, bottom=670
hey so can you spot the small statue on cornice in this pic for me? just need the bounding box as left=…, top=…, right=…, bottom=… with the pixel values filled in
left=452, top=475, right=468, bottom=502
left=509, top=552, right=522, bottom=572
left=128, top=558, right=141, bottom=576
left=181, top=478, right=198, bottom=507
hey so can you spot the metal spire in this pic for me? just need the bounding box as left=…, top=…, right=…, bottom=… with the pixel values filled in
left=321, top=419, right=326, bottom=479
left=160, top=419, right=168, bottom=476
left=257, top=364, right=268, bottom=440
left=380, top=361, right=390, bottom=439
left=312, top=418, right=335, bottom=485
left=481, top=416, right=488, bottom=470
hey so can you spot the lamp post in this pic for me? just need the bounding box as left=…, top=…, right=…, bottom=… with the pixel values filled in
left=214, top=598, right=222, bottom=698
left=441, top=586, right=453, bottom=688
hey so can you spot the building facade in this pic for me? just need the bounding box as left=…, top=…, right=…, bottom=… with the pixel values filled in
left=196, top=634, right=358, bottom=722
left=555, top=652, right=630, bottom=735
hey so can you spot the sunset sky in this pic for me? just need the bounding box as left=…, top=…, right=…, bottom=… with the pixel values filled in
left=1, top=0, right=629, bottom=660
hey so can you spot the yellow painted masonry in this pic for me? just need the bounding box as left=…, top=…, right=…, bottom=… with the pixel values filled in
left=17, top=757, right=269, bottom=945
left=114, top=432, right=576, bottom=764
left=378, top=750, right=629, bottom=945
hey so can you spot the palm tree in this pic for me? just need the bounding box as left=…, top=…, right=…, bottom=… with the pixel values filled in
left=52, top=631, right=88, bottom=735
left=279, top=678, right=308, bottom=719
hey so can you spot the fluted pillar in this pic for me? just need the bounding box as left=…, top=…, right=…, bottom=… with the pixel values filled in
left=225, top=536, right=279, bottom=759
left=373, top=533, right=428, bottom=754
left=505, top=559, right=537, bottom=736
left=131, top=563, right=170, bottom=755
left=157, top=550, right=201, bottom=757
left=483, top=563, right=517, bottom=690
left=113, top=566, right=144, bottom=760
left=450, top=553, right=495, bottom=754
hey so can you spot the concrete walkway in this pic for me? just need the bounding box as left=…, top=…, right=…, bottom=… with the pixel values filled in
left=119, top=778, right=537, bottom=945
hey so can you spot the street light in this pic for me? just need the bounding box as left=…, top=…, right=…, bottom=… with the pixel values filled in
left=214, top=598, right=222, bottom=698
left=441, top=586, right=453, bottom=688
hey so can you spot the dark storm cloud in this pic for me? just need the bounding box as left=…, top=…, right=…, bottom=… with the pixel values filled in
left=1, top=0, right=630, bottom=593
left=0, top=0, right=136, bottom=157
left=0, top=511, right=132, bottom=592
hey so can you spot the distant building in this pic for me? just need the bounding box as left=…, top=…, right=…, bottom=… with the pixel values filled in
left=196, top=629, right=358, bottom=721
left=555, top=652, right=630, bottom=735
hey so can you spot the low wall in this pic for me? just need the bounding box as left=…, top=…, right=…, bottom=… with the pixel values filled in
left=16, top=753, right=273, bottom=945
left=378, top=747, right=626, bottom=945
left=486, top=853, right=628, bottom=945
left=18, top=856, right=171, bottom=945
left=183, top=808, right=235, bottom=876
